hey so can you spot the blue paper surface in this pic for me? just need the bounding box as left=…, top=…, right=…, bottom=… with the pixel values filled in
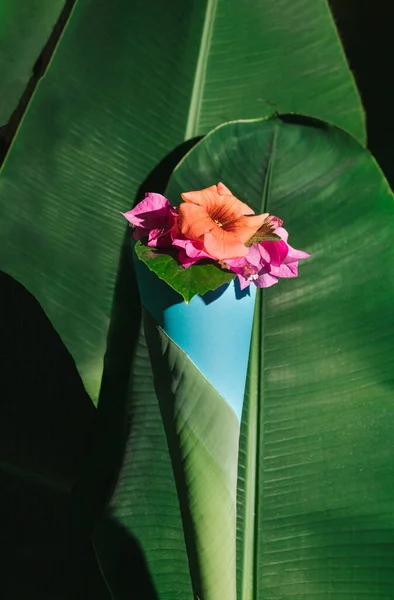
left=134, top=252, right=256, bottom=422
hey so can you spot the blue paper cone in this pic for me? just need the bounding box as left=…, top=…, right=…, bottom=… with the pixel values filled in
left=134, top=251, right=256, bottom=600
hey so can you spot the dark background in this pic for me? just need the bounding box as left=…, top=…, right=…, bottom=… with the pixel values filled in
left=0, top=1, right=393, bottom=597
left=330, top=0, right=393, bottom=186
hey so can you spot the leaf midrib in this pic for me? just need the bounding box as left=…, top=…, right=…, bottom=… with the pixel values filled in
left=184, top=0, right=218, bottom=139
left=241, top=121, right=278, bottom=600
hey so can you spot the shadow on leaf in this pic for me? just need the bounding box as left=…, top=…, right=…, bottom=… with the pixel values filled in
left=94, top=518, right=160, bottom=600
left=0, top=270, right=109, bottom=597
left=0, top=270, right=98, bottom=489
left=78, top=138, right=202, bottom=596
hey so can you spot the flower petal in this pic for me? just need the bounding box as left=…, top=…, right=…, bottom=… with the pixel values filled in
left=180, top=185, right=218, bottom=207
left=174, top=237, right=212, bottom=259
left=132, top=227, right=150, bottom=240
left=237, top=274, right=253, bottom=290
left=203, top=230, right=249, bottom=260
left=270, top=262, right=299, bottom=278
left=245, top=244, right=262, bottom=267
left=259, top=239, right=289, bottom=267
left=181, top=184, right=255, bottom=217
left=227, top=213, right=269, bottom=243
left=255, top=271, right=279, bottom=288
left=284, top=245, right=311, bottom=262
left=217, top=182, right=255, bottom=215
left=222, top=256, right=249, bottom=270
left=147, top=228, right=172, bottom=248
left=178, top=202, right=215, bottom=239
left=122, top=193, right=171, bottom=229
left=269, top=215, right=283, bottom=230
left=217, top=182, right=233, bottom=196
left=275, top=226, right=289, bottom=242
left=178, top=247, right=212, bottom=268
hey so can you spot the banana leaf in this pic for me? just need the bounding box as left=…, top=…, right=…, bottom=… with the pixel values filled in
left=131, top=114, right=394, bottom=600
left=0, top=0, right=365, bottom=401
left=0, top=0, right=367, bottom=597
left=0, top=0, right=66, bottom=125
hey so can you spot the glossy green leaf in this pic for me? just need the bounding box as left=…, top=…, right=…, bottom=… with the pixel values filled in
left=0, top=0, right=66, bottom=124
left=93, top=324, right=194, bottom=600
left=134, top=241, right=235, bottom=302
left=0, top=0, right=367, bottom=598
left=0, top=0, right=364, bottom=402
left=165, top=115, right=394, bottom=599
left=144, top=309, right=240, bottom=600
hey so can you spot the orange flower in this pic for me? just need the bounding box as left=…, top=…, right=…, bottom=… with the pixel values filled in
left=178, top=183, right=268, bottom=260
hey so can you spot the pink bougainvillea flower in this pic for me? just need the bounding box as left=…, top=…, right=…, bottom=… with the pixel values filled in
left=122, top=192, right=177, bottom=248
left=172, top=235, right=213, bottom=268
left=223, top=221, right=310, bottom=289
left=178, top=183, right=268, bottom=260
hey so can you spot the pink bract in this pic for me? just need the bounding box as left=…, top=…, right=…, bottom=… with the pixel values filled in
left=122, top=193, right=177, bottom=248
left=224, top=225, right=310, bottom=289
left=172, top=235, right=214, bottom=268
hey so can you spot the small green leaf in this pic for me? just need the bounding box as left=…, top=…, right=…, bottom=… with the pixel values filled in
left=134, top=241, right=235, bottom=303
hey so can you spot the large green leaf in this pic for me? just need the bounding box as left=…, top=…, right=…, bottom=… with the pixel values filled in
left=163, top=115, right=394, bottom=598
left=0, top=0, right=365, bottom=402
left=0, top=0, right=66, bottom=125
left=92, top=326, right=193, bottom=600
left=0, top=0, right=366, bottom=597
left=143, top=308, right=241, bottom=600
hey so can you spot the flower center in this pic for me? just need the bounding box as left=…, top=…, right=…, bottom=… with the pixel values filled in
left=210, top=205, right=234, bottom=230
left=243, top=265, right=259, bottom=281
